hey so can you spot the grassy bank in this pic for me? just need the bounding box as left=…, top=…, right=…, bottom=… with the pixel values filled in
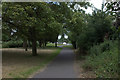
left=2, top=47, right=62, bottom=78
left=83, top=40, right=118, bottom=78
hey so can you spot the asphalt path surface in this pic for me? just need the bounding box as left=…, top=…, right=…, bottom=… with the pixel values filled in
left=33, top=47, right=78, bottom=78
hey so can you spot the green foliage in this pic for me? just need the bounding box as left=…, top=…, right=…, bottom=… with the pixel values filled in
left=105, top=2, right=119, bottom=16
left=67, top=12, right=87, bottom=48
left=83, top=40, right=118, bottom=78
left=2, top=2, right=68, bottom=55
left=76, top=10, right=112, bottom=51
left=2, top=2, right=93, bottom=55
left=2, top=40, right=23, bottom=48
left=46, top=43, right=55, bottom=47
left=67, top=9, right=114, bottom=50
left=2, top=2, right=58, bottom=41
left=66, top=3, right=119, bottom=77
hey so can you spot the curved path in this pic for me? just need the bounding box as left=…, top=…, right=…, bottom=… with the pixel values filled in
left=33, top=47, right=78, bottom=78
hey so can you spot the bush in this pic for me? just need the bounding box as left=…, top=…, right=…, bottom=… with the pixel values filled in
left=83, top=40, right=118, bottom=78
left=2, top=40, right=23, bottom=48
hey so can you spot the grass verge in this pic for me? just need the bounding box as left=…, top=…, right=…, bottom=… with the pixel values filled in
left=19, top=48, right=62, bottom=78
left=2, top=47, right=62, bottom=78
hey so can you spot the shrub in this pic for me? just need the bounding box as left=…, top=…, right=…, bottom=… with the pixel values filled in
left=83, top=40, right=118, bottom=78
left=2, top=40, right=23, bottom=48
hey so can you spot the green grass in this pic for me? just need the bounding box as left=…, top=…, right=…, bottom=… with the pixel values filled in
left=63, top=45, right=73, bottom=48
left=13, top=47, right=62, bottom=78
left=47, top=43, right=73, bottom=48
left=46, top=43, right=64, bottom=47
left=46, top=43, right=55, bottom=47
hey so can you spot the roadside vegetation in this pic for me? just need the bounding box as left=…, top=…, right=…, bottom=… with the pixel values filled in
left=68, top=2, right=119, bottom=78
left=83, top=40, right=118, bottom=78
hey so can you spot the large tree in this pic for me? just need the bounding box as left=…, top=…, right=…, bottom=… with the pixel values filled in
left=2, top=2, right=62, bottom=56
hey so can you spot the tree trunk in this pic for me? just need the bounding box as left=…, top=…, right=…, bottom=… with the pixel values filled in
left=74, top=44, right=77, bottom=49
left=28, top=40, right=31, bottom=48
left=42, top=42, right=45, bottom=48
left=32, top=39, right=37, bottom=56
left=31, top=28, right=37, bottom=56
left=55, top=42, right=57, bottom=47
left=39, top=41, right=42, bottom=47
left=72, top=41, right=77, bottom=49
left=45, top=42, right=47, bottom=47
left=23, top=40, right=27, bottom=51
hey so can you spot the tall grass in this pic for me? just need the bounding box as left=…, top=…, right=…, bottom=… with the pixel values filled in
left=83, top=40, right=118, bottom=78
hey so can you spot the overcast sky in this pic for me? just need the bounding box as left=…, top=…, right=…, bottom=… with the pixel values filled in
left=90, top=0, right=103, bottom=9
left=85, top=0, right=103, bottom=14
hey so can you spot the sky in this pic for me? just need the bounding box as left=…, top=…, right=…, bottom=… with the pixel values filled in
left=90, top=0, right=103, bottom=9
left=85, top=0, right=103, bottom=14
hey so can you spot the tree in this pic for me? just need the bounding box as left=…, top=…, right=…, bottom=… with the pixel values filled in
left=67, top=12, right=86, bottom=49
left=66, top=2, right=113, bottom=53
left=2, top=2, right=63, bottom=55
left=2, top=2, right=56, bottom=55
left=105, top=1, right=120, bottom=39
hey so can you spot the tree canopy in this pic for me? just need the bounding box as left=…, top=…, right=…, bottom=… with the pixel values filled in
left=2, top=2, right=119, bottom=56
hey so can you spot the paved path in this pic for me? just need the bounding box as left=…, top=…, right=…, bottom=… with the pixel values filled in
left=33, top=47, right=78, bottom=78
